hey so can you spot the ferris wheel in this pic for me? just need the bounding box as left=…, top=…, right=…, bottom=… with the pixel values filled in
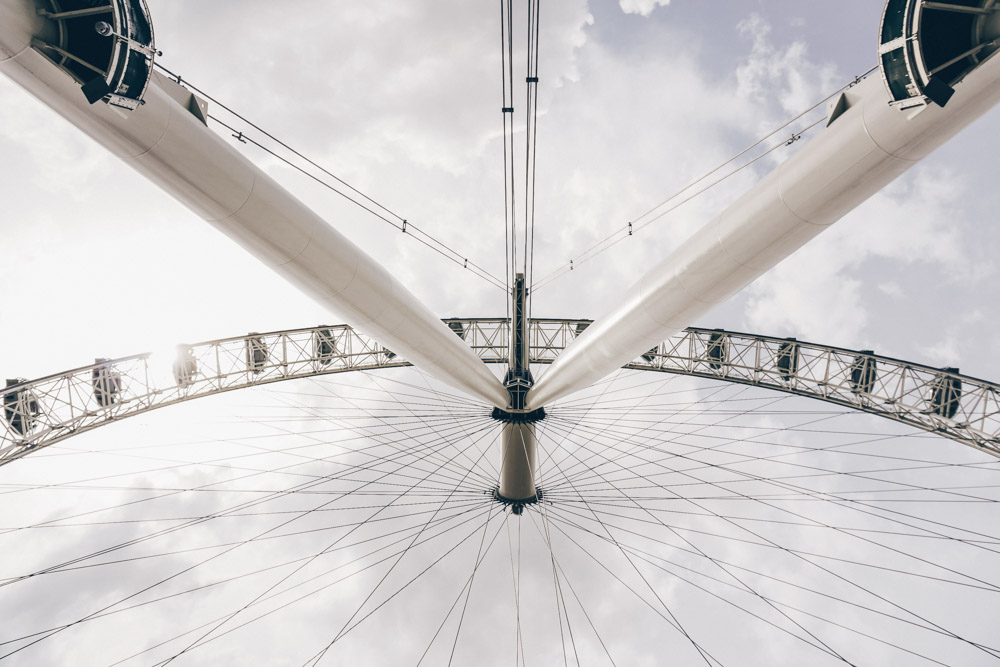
left=2, top=0, right=1000, bottom=665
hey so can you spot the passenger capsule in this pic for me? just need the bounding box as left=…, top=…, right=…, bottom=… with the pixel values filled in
left=245, top=335, right=268, bottom=374
left=849, top=351, right=877, bottom=395
left=777, top=339, right=799, bottom=381
left=929, top=368, right=962, bottom=419
left=172, top=346, right=198, bottom=388
left=313, top=328, right=337, bottom=366
left=706, top=331, right=727, bottom=370
left=92, top=359, right=122, bottom=407
left=35, top=0, right=156, bottom=110
left=3, top=378, right=40, bottom=436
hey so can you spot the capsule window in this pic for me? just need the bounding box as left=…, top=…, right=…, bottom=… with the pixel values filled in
left=777, top=340, right=799, bottom=382
left=92, top=360, right=122, bottom=407
left=849, top=352, right=877, bottom=395
left=929, top=369, right=962, bottom=419
left=3, top=379, right=40, bottom=437
left=246, top=336, right=268, bottom=374
left=706, top=332, right=727, bottom=370
left=172, top=347, right=198, bottom=388
left=313, top=329, right=338, bottom=366
left=34, top=0, right=156, bottom=110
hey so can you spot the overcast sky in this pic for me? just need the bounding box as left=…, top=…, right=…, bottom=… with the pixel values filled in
left=1, top=1, right=1000, bottom=665
left=1, top=0, right=997, bottom=382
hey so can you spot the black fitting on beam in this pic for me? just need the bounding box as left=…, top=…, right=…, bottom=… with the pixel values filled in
left=491, top=406, right=546, bottom=424
left=491, top=486, right=543, bottom=515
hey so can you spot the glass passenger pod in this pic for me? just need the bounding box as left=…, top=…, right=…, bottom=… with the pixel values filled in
left=929, top=367, right=963, bottom=419
left=312, top=329, right=338, bottom=367
left=91, top=359, right=122, bottom=407
left=878, top=0, right=1000, bottom=108
left=34, top=0, right=156, bottom=110
left=245, top=335, right=269, bottom=375
left=3, top=379, right=41, bottom=437
left=849, top=351, right=878, bottom=395
left=172, top=345, right=198, bottom=388
left=705, top=330, right=728, bottom=371
left=776, top=338, right=799, bottom=382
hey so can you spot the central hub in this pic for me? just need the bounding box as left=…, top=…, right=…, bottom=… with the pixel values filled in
left=491, top=485, right=543, bottom=515
left=491, top=406, right=546, bottom=423
left=495, top=272, right=543, bottom=506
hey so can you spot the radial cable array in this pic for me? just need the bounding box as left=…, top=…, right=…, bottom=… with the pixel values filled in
left=153, top=63, right=507, bottom=292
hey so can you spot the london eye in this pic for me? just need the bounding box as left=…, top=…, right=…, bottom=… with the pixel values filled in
left=1, top=1, right=1000, bottom=665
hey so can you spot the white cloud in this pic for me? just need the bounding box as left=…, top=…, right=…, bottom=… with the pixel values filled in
left=736, top=13, right=839, bottom=116
left=618, top=0, right=671, bottom=16
left=878, top=281, right=904, bottom=299
left=743, top=167, right=971, bottom=347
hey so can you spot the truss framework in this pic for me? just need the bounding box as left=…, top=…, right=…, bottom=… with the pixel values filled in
left=2, top=320, right=998, bottom=465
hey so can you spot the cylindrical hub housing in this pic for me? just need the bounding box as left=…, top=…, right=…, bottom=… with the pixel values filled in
left=499, top=422, right=537, bottom=501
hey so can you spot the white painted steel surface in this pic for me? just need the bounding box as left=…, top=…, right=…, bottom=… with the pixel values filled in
left=3, top=321, right=999, bottom=465
left=0, top=0, right=509, bottom=409
left=498, top=423, right=537, bottom=501
left=527, top=52, right=1000, bottom=410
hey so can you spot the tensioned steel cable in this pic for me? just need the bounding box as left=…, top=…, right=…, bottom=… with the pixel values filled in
left=300, top=440, right=507, bottom=666
left=152, top=63, right=506, bottom=292
left=540, top=413, right=852, bottom=663
left=0, top=413, right=501, bottom=660
left=500, top=0, right=518, bottom=308
left=538, top=378, right=1000, bottom=563
left=537, top=375, right=858, bottom=661
left=531, top=66, right=880, bottom=292
left=537, top=400, right=1000, bottom=657
left=526, top=511, right=619, bottom=666
left=540, top=438, right=976, bottom=664
left=542, top=387, right=1000, bottom=538
left=541, top=507, right=958, bottom=666
left=524, top=0, right=542, bottom=321
left=534, top=438, right=724, bottom=666
left=155, top=423, right=502, bottom=667
left=4, top=369, right=1000, bottom=662
left=107, top=506, right=499, bottom=667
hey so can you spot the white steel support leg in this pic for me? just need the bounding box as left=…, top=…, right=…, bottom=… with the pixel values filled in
left=499, top=423, right=537, bottom=502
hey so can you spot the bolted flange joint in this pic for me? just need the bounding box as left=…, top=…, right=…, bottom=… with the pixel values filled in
left=491, top=406, right=546, bottom=424
left=491, top=485, right=544, bottom=515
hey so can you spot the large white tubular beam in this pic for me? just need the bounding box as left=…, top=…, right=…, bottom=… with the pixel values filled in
left=528, top=53, right=1000, bottom=409
left=0, top=0, right=508, bottom=408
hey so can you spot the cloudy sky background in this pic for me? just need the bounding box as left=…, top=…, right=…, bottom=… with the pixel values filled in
left=1, top=1, right=1000, bottom=665
left=1, top=0, right=998, bottom=382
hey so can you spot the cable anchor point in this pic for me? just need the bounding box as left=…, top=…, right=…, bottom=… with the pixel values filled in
left=232, top=131, right=247, bottom=144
